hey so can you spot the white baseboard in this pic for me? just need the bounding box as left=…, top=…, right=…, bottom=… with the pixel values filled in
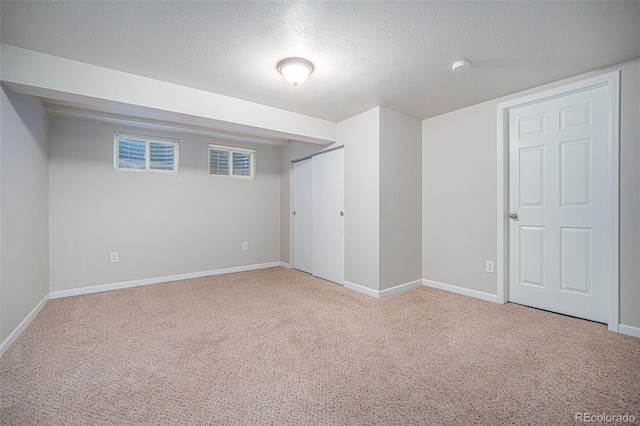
left=343, top=280, right=380, bottom=298
left=279, top=262, right=292, bottom=269
left=379, top=279, right=423, bottom=298
left=1, top=293, right=50, bottom=357
left=344, top=279, right=422, bottom=299
left=619, top=324, right=640, bottom=339
left=50, top=262, right=282, bottom=299
left=422, top=279, right=499, bottom=303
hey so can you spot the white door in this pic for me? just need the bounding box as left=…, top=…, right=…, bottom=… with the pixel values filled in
left=508, top=84, right=612, bottom=323
left=292, top=159, right=313, bottom=273
left=312, top=149, right=345, bottom=284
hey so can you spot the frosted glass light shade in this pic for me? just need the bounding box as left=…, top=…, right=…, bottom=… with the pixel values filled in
left=277, top=58, right=314, bottom=86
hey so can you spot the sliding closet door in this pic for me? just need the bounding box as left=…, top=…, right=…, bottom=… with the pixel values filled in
left=292, top=159, right=313, bottom=273
left=312, top=149, right=345, bottom=284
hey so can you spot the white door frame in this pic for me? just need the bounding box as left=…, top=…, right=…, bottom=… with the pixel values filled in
left=496, top=71, right=620, bottom=332
left=292, top=158, right=313, bottom=273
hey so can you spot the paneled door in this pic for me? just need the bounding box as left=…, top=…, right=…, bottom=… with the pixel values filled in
left=508, top=84, right=611, bottom=323
left=312, top=149, right=345, bottom=285
left=292, top=158, right=313, bottom=274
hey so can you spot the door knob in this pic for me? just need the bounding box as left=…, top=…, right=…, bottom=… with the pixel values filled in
left=508, top=212, right=518, bottom=220
left=340, top=211, right=344, bottom=216
left=293, top=211, right=296, bottom=216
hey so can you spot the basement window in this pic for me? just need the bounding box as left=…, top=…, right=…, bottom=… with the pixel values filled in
left=209, top=144, right=255, bottom=179
left=114, top=133, right=179, bottom=173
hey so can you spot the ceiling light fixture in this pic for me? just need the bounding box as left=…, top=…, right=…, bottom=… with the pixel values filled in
left=451, top=59, right=471, bottom=73
left=277, top=58, right=314, bottom=87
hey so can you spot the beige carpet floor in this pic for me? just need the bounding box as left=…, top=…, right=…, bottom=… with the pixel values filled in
left=1, top=267, right=639, bottom=425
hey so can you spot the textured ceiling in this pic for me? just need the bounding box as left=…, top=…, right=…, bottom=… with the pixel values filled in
left=1, top=1, right=639, bottom=122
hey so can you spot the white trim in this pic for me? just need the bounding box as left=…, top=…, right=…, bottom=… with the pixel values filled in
left=291, top=145, right=345, bottom=163
left=344, top=279, right=422, bottom=299
left=208, top=144, right=255, bottom=179
left=50, top=262, right=281, bottom=299
left=607, top=74, right=620, bottom=332
left=289, top=159, right=294, bottom=268
left=422, top=279, right=499, bottom=303
left=619, top=324, right=640, bottom=339
left=279, top=262, right=292, bottom=269
left=343, top=280, right=381, bottom=299
left=496, top=71, right=620, bottom=332
left=114, top=132, right=179, bottom=174
left=379, top=279, right=423, bottom=298
left=0, top=293, right=50, bottom=357
left=496, top=98, right=509, bottom=305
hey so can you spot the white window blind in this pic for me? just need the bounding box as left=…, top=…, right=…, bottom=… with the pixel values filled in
left=118, top=137, right=146, bottom=170
left=232, top=152, right=251, bottom=176
left=114, top=133, right=179, bottom=173
left=210, top=148, right=230, bottom=176
left=149, top=142, right=175, bottom=171
left=209, top=144, right=255, bottom=179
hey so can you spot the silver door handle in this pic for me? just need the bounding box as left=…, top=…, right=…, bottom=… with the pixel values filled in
left=508, top=212, right=518, bottom=220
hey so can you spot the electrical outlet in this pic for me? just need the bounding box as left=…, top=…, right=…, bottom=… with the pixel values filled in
left=110, top=252, right=119, bottom=263
left=485, top=260, right=495, bottom=274
left=242, top=242, right=248, bottom=250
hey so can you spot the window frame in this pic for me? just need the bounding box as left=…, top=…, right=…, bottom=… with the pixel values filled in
left=208, top=144, right=255, bottom=179
left=113, top=133, right=179, bottom=174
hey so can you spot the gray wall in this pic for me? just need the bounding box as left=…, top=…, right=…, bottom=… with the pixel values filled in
left=49, top=117, right=281, bottom=292
left=337, top=108, right=381, bottom=290
left=379, top=107, right=422, bottom=290
left=0, top=88, right=49, bottom=342
left=422, top=101, right=498, bottom=294
left=422, top=58, right=640, bottom=328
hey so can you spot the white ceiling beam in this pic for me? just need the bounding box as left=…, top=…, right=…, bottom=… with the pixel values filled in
left=0, top=44, right=336, bottom=145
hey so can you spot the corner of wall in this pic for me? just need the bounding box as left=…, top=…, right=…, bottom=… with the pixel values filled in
left=379, top=107, right=422, bottom=291
left=337, top=107, right=381, bottom=291
left=0, top=87, right=50, bottom=344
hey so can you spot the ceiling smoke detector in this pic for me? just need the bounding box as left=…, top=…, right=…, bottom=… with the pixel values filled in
left=451, top=60, right=471, bottom=73
left=277, top=58, right=314, bottom=86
